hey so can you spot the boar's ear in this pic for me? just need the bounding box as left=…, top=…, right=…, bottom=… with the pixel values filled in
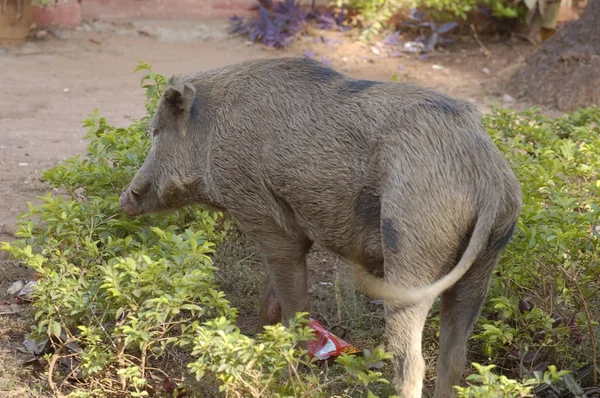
left=163, top=84, right=197, bottom=115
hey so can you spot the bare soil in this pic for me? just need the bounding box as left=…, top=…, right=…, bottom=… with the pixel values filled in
left=0, top=18, right=543, bottom=397
left=509, top=0, right=600, bottom=112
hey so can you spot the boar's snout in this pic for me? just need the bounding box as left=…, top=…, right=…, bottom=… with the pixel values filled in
left=119, top=188, right=143, bottom=217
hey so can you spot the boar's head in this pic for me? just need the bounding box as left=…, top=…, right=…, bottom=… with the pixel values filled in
left=120, top=80, right=205, bottom=216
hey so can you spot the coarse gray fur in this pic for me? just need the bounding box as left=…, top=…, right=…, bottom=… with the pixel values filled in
left=119, top=57, right=522, bottom=398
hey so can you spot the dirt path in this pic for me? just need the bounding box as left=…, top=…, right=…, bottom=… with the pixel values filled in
left=0, top=20, right=268, bottom=238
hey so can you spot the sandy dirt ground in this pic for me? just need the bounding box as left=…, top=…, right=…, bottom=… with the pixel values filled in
left=0, top=18, right=543, bottom=396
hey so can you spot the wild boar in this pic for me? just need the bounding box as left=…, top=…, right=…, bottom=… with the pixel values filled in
left=119, top=57, right=522, bottom=398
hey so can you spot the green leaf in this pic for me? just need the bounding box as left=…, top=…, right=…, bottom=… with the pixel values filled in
left=49, top=321, right=62, bottom=338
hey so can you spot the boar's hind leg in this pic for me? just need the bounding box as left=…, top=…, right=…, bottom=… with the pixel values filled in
left=380, top=200, right=472, bottom=397
left=434, top=222, right=516, bottom=398
left=432, top=254, right=500, bottom=397
left=241, top=221, right=313, bottom=329
left=385, top=298, right=435, bottom=398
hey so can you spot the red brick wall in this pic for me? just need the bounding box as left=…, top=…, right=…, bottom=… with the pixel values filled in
left=33, top=0, right=328, bottom=27
left=34, top=0, right=81, bottom=27
left=81, top=0, right=257, bottom=21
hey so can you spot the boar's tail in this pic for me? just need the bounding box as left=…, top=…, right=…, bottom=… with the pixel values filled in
left=352, top=201, right=496, bottom=307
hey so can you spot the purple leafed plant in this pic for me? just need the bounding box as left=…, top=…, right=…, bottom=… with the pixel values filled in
left=309, top=7, right=349, bottom=31
left=381, top=31, right=402, bottom=46
left=230, top=0, right=308, bottom=48
left=230, top=0, right=348, bottom=48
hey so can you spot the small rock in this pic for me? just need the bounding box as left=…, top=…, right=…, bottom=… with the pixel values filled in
left=18, top=162, right=28, bottom=167
left=503, top=94, right=516, bottom=103
left=0, top=145, right=5, bottom=149
left=370, top=46, right=381, bottom=55
left=18, top=281, right=37, bottom=298
left=1, top=223, right=17, bottom=236
left=19, top=335, right=49, bottom=356
left=63, top=88, right=70, bottom=93
left=7, top=281, right=24, bottom=296
left=432, top=64, right=444, bottom=70
left=341, top=56, right=348, bottom=62
left=75, top=26, right=83, bottom=32
left=482, top=67, right=490, bottom=74
left=35, top=30, right=48, bottom=40
left=403, top=41, right=425, bottom=53
left=88, top=34, right=102, bottom=45
left=137, top=29, right=155, bottom=38
left=48, top=28, right=67, bottom=39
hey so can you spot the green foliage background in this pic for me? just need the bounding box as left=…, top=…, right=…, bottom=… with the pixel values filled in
left=345, top=0, right=523, bottom=19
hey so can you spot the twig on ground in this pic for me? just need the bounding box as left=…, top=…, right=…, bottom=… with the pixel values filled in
left=470, top=24, right=492, bottom=59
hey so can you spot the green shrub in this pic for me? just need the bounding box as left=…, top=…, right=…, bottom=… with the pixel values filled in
left=2, top=62, right=233, bottom=396
left=475, top=106, right=600, bottom=381
left=343, top=0, right=524, bottom=39
left=455, top=363, right=568, bottom=397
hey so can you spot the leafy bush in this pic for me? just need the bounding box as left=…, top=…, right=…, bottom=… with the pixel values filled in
left=474, top=106, right=600, bottom=390
left=190, top=312, right=395, bottom=397
left=346, top=0, right=522, bottom=20
left=341, top=0, right=524, bottom=40
left=2, top=62, right=233, bottom=396
left=455, top=363, right=568, bottom=397
left=0, top=62, right=396, bottom=398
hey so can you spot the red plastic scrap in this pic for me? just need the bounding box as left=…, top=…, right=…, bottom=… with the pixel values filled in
left=308, top=318, right=360, bottom=361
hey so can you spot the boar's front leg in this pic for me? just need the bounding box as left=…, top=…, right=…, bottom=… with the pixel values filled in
left=240, top=221, right=313, bottom=330
left=256, top=276, right=282, bottom=332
